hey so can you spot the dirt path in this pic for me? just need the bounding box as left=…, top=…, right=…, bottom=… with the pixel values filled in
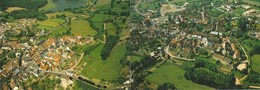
left=70, top=52, right=84, bottom=70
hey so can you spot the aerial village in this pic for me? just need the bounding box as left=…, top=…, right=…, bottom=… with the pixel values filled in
left=0, top=18, right=96, bottom=89
left=129, top=0, right=260, bottom=89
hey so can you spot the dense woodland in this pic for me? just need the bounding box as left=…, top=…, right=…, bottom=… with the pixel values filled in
left=0, top=0, right=47, bottom=10
left=101, top=35, right=119, bottom=60
left=184, top=59, right=236, bottom=89
left=8, top=10, right=48, bottom=21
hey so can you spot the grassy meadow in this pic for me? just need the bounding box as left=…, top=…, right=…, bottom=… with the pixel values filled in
left=71, top=20, right=97, bottom=36
left=39, top=0, right=56, bottom=11
left=80, top=44, right=126, bottom=81
left=145, top=63, right=213, bottom=90
left=252, top=54, right=260, bottom=73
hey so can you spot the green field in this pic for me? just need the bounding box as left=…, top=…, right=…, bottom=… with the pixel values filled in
left=252, top=54, right=260, bottom=73
left=39, top=0, right=56, bottom=11
left=46, top=11, right=74, bottom=18
left=49, top=26, right=67, bottom=37
left=106, top=22, right=116, bottom=36
left=80, top=44, right=126, bottom=81
left=95, top=0, right=111, bottom=6
left=71, top=20, right=97, bottom=36
left=73, top=80, right=98, bottom=90
left=90, top=14, right=111, bottom=22
left=145, top=63, right=213, bottom=90
left=37, top=19, right=65, bottom=30
left=139, top=1, right=160, bottom=10
left=232, top=8, right=246, bottom=15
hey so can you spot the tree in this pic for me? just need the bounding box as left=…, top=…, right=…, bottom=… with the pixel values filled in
left=157, top=83, right=176, bottom=90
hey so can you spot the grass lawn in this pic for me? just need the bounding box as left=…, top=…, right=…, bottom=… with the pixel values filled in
left=106, top=22, right=116, bottom=36
left=145, top=63, right=213, bottom=90
left=39, top=0, right=56, bottom=11
left=252, top=54, right=260, bottom=73
left=40, top=19, right=65, bottom=27
left=80, top=44, right=126, bottom=81
left=130, top=55, right=142, bottom=63
left=5, top=7, right=25, bottom=13
left=196, top=55, right=218, bottom=64
left=90, top=14, right=111, bottom=22
left=232, top=8, right=246, bottom=15
left=71, top=20, right=97, bottom=36
left=95, top=0, right=111, bottom=6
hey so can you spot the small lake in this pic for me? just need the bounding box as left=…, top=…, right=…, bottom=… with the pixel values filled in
left=51, top=0, right=86, bottom=11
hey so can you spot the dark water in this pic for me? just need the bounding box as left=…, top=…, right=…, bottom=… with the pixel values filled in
left=51, top=0, right=86, bottom=11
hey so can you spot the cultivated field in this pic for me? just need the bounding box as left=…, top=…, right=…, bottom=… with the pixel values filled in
left=90, top=14, right=111, bottom=22
left=80, top=44, right=126, bottom=81
left=46, top=11, right=74, bottom=18
left=145, top=63, right=212, bottom=90
left=5, top=7, right=26, bottom=13
left=37, top=19, right=65, bottom=30
left=71, top=20, right=97, bottom=36
left=40, top=19, right=65, bottom=27
left=39, top=0, right=56, bottom=11
left=95, top=0, right=111, bottom=6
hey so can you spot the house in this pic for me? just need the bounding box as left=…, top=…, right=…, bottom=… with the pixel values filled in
left=210, top=31, right=222, bottom=36
left=237, top=63, right=247, bottom=71
left=243, top=9, right=257, bottom=16
left=1, top=44, right=12, bottom=50
left=201, top=37, right=208, bottom=46
left=241, top=5, right=251, bottom=10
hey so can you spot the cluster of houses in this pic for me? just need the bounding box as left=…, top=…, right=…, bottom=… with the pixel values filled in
left=34, top=36, right=95, bottom=71
left=219, top=3, right=258, bottom=16
left=168, top=29, right=244, bottom=64
left=0, top=30, right=95, bottom=89
left=0, top=19, right=37, bottom=33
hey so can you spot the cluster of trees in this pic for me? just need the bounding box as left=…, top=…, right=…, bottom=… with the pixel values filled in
left=0, top=0, right=47, bottom=10
left=83, top=44, right=100, bottom=55
left=101, top=35, right=119, bottom=60
left=184, top=59, right=236, bottom=89
left=30, top=78, right=61, bottom=90
left=78, top=76, right=107, bottom=88
left=245, top=71, right=260, bottom=84
left=0, top=50, right=8, bottom=69
left=4, top=27, right=35, bottom=41
left=8, top=10, right=48, bottom=21
left=130, top=56, right=159, bottom=71
left=157, top=83, right=176, bottom=90
left=131, top=56, right=161, bottom=89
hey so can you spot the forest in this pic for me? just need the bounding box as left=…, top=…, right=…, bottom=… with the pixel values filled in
left=0, top=0, right=47, bottom=10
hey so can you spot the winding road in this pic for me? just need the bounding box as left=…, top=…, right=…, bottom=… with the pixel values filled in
left=164, top=45, right=195, bottom=61
left=134, top=0, right=145, bottom=16
left=33, top=17, right=69, bottom=44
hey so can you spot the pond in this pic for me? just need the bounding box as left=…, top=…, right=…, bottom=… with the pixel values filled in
left=51, top=0, right=86, bottom=11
